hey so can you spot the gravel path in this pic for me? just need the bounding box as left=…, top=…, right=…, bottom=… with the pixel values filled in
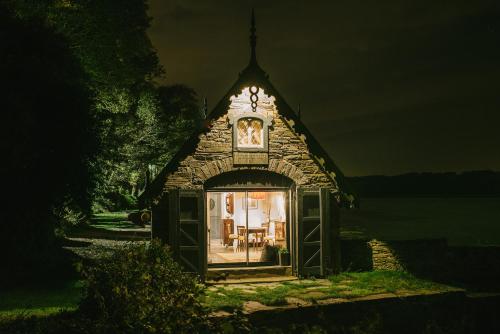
left=64, top=237, right=147, bottom=261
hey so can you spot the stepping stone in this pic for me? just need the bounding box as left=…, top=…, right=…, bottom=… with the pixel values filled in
left=285, top=297, right=311, bottom=306
left=317, top=297, right=348, bottom=305
left=243, top=301, right=273, bottom=313
left=223, top=284, right=254, bottom=291
left=302, top=291, right=327, bottom=299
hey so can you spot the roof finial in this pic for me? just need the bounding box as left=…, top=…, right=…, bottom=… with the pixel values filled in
left=249, top=9, right=257, bottom=65
left=203, top=97, right=208, bottom=118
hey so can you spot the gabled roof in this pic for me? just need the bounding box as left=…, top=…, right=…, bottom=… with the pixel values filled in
left=140, top=11, right=354, bottom=204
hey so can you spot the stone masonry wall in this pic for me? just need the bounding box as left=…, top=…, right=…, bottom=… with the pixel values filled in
left=163, top=87, right=337, bottom=190
left=368, top=240, right=407, bottom=271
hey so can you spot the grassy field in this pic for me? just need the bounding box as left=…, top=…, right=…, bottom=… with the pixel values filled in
left=342, top=197, right=500, bottom=246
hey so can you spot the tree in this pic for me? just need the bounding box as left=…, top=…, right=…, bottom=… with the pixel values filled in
left=0, top=5, right=96, bottom=281
left=6, top=0, right=202, bottom=213
left=98, top=84, right=202, bottom=206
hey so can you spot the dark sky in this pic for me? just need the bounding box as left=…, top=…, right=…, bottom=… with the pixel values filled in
left=148, top=0, right=500, bottom=176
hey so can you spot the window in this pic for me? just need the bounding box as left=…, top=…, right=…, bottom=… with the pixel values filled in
left=237, top=118, right=263, bottom=148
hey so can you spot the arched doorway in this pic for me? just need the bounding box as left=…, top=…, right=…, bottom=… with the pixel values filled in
left=167, top=170, right=336, bottom=278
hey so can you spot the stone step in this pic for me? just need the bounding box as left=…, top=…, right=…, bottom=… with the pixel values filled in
left=207, top=275, right=298, bottom=285
left=206, top=265, right=293, bottom=282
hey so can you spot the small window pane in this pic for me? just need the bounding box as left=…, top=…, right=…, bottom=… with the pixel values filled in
left=237, top=118, right=263, bottom=148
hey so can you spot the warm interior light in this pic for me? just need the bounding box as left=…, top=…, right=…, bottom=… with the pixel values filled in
left=249, top=192, right=266, bottom=200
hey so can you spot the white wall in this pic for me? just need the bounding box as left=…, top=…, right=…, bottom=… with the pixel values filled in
left=222, top=191, right=286, bottom=235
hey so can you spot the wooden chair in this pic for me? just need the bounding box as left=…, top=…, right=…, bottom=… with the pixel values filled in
left=236, top=226, right=246, bottom=252
left=261, top=222, right=274, bottom=246
left=228, top=233, right=239, bottom=252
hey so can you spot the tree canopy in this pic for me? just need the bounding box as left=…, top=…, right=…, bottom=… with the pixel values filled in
left=7, top=0, right=202, bottom=211
left=1, top=1, right=202, bottom=281
left=0, top=4, right=96, bottom=271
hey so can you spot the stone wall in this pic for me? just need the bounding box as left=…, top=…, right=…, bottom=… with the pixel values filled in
left=341, top=238, right=448, bottom=277
left=341, top=238, right=500, bottom=290
left=163, top=87, right=337, bottom=191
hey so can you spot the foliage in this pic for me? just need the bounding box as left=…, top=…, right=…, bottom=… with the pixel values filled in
left=79, top=239, right=210, bottom=333
left=7, top=0, right=162, bottom=110
left=55, top=206, right=89, bottom=231
left=94, top=83, right=201, bottom=211
left=7, top=1, right=202, bottom=213
left=0, top=3, right=96, bottom=277
left=278, top=247, right=290, bottom=254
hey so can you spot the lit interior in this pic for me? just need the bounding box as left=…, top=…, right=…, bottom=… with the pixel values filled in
left=207, top=191, right=287, bottom=265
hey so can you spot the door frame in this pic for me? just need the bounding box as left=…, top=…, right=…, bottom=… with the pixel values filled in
left=205, top=187, right=293, bottom=269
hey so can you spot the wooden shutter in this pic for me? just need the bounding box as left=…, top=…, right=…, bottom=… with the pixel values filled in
left=169, top=189, right=206, bottom=279
left=297, top=188, right=330, bottom=276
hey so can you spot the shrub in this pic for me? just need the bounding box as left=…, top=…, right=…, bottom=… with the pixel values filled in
left=55, top=205, right=89, bottom=230
left=79, top=240, right=209, bottom=333
left=92, top=191, right=138, bottom=212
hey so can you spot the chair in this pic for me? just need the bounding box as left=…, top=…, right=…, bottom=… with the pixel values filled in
left=261, top=222, right=274, bottom=246
left=263, top=235, right=275, bottom=246
left=228, top=233, right=239, bottom=252
left=236, top=226, right=246, bottom=252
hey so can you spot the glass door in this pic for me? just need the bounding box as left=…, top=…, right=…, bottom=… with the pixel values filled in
left=207, top=190, right=287, bottom=267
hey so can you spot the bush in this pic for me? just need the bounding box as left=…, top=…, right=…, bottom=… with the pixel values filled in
left=79, top=240, right=209, bottom=333
left=93, top=191, right=138, bottom=212
left=55, top=205, right=89, bottom=230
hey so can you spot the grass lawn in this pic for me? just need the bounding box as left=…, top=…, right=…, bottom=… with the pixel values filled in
left=0, top=281, right=83, bottom=319
left=90, top=212, right=135, bottom=230
left=202, top=271, right=455, bottom=312
left=0, top=271, right=454, bottom=318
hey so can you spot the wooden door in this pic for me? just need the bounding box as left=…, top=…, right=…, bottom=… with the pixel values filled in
left=296, top=188, right=330, bottom=276
left=169, top=189, right=205, bottom=279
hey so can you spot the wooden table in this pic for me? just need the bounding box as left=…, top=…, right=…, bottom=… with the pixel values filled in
left=237, top=226, right=267, bottom=248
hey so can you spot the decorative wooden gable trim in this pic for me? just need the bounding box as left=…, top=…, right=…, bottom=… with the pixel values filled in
left=139, top=13, right=354, bottom=206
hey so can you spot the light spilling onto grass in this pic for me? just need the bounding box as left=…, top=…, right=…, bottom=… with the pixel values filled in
left=202, top=271, right=451, bottom=312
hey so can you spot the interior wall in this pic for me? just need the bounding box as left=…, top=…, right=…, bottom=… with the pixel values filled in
left=208, top=191, right=287, bottom=241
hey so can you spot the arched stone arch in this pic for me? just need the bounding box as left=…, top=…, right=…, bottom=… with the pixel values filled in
left=204, top=169, right=295, bottom=190
left=165, top=157, right=308, bottom=189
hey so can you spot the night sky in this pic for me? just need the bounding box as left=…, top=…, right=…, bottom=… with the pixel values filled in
left=148, top=0, right=500, bottom=176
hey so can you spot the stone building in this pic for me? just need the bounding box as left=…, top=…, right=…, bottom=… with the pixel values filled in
left=140, top=13, right=353, bottom=280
